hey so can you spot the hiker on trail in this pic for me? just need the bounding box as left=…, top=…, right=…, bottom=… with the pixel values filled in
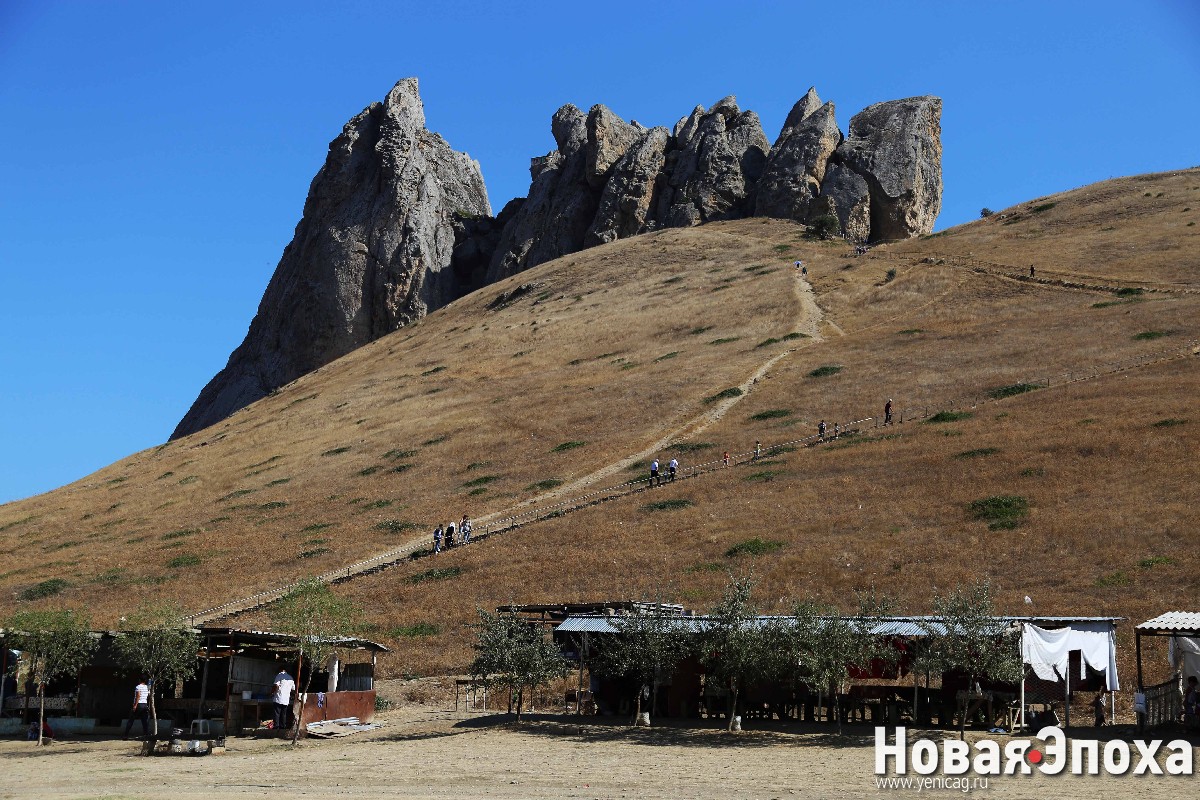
left=124, top=677, right=151, bottom=739
left=461, top=515, right=472, bottom=544
left=650, top=459, right=660, bottom=487
left=833, top=422, right=841, bottom=439
left=1092, top=692, right=1106, bottom=727
left=794, top=260, right=802, bottom=270
left=1030, top=265, right=1035, bottom=278
left=723, top=451, right=731, bottom=467
left=433, top=525, right=444, bottom=554
left=272, top=669, right=296, bottom=737
left=818, top=420, right=827, bottom=441
left=753, top=441, right=762, bottom=461
left=668, top=458, right=678, bottom=482
left=448, top=521, right=459, bottom=547
left=884, top=399, right=893, bottom=426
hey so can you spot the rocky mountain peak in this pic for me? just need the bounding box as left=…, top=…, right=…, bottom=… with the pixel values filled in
left=173, top=81, right=942, bottom=437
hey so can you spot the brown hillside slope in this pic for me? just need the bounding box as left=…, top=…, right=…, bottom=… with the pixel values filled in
left=3, top=169, right=1198, bottom=684
left=0, top=221, right=814, bottom=615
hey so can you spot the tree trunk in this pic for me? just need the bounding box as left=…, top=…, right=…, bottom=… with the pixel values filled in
left=150, top=684, right=159, bottom=739
left=632, top=685, right=642, bottom=726
left=291, top=670, right=314, bottom=746
left=37, top=682, right=45, bottom=746
left=727, top=683, right=739, bottom=732
left=515, top=687, right=524, bottom=723
left=959, top=674, right=972, bottom=742
left=834, top=687, right=843, bottom=736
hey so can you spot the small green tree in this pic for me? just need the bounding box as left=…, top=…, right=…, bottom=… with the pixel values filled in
left=114, top=602, right=200, bottom=747
left=915, top=582, right=1022, bottom=740
left=470, top=608, right=567, bottom=723
left=591, top=603, right=692, bottom=726
left=269, top=579, right=361, bottom=745
left=980, top=207, right=995, bottom=218
left=698, top=576, right=782, bottom=732
left=805, top=214, right=841, bottom=240
left=4, top=609, right=97, bottom=746
left=790, top=591, right=898, bottom=734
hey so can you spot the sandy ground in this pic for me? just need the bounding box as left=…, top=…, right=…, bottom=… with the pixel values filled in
left=3, top=706, right=1196, bottom=799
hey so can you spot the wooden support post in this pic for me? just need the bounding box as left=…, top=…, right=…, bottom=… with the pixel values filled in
left=197, top=636, right=211, bottom=721
left=0, top=647, right=7, bottom=720
left=1064, top=663, right=1071, bottom=731
left=1135, top=629, right=1144, bottom=691
left=223, top=633, right=235, bottom=736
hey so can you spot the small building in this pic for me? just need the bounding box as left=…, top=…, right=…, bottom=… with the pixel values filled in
left=553, top=611, right=1121, bottom=730
left=1, top=625, right=387, bottom=737
left=1133, top=611, right=1200, bottom=728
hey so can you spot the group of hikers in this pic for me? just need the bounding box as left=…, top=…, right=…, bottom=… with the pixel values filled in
left=647, top=458, right=679, bottom=487
left=431, top=399, right=898, bottom=550
left=432, top=515, right=473, bottom=554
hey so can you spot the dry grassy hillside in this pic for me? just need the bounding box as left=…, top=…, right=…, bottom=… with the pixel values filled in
left=0, top=221, right=809, bottom=616
left=3, top=169, right=1198, bottom=684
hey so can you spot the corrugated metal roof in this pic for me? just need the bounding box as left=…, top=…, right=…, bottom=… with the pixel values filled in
left=556, top=615, right=1118, bottom=636
left=200, top=626, right=389, bottom=652
left=1136, top=611, right=1200, bottom=634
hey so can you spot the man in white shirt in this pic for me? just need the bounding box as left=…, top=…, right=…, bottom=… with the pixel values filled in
left=668, top=458, right=678, bottom=482
left=272, top=669, right=296, bottom=736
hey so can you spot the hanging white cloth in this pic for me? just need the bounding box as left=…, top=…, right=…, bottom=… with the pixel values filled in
left=1020, top=623, right=1119, bottom=690
left=325, top=653, right=340, bottom=693
left=1168, top=635, right=1200, bottom=681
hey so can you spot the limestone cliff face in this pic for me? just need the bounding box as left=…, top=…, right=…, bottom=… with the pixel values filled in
left=172, top=79, right=490, bottom=439
left=755, top=93, right=842, bottom=222
left=833, top=96, right=943, bottom=241
left=174, top=82, right=942, bottom=437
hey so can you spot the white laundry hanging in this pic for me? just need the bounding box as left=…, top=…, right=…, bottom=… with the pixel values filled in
left=1020, top=622, right=1119, bottom=691
left=1168, top=635, right=1200, bottom=681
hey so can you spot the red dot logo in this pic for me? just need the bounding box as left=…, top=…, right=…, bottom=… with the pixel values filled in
left=1027, top=749, right=1043, bottom=764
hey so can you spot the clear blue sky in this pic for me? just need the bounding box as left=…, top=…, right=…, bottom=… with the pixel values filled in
left=1, top=1, right=1198, bottom=504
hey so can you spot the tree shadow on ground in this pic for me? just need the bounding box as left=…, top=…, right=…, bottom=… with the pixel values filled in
left=451, top=713, right=888, bottom=750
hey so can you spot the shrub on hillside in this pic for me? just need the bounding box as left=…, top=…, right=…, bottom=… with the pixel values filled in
left=968, top=495, right=1028, bottom=530
left=988, top=383, right=1042, bottom=400
left=724, top=538, right=784, bottom=557
left=805, top=214, right=840, bottom=240
left=926, top=411, right=973, bottom=424
left=19, top=578, right=69, bottom=601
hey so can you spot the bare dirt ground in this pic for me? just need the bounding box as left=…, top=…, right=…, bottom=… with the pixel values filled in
left=4, top=702, right=1196, bottom=799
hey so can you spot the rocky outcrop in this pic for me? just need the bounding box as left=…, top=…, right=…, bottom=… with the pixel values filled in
left=495, top=96, right=770, bottom=273
left=654, top=97, right=770, bottom=227
left=833, top=96, right=942, bottom=241
left=809, top=162, right=871, bottom=243
left=585, top=106, right=644, bottom=188
left=174, top=83, right=943, bottom=437
left=488, top=105, right=610, bottom=281
left=586, top=127, right=670, bottom=245
left=755, top=93, right=841, bottom=221
left=172, top=79, right=490, bottom=439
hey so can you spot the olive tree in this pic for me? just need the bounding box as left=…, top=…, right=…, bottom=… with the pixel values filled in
left=915, top=582, right=1022, bottom=740
left=698, top=576, right=782, bottom=732
left=4, top=609, right=97, bottom=746
left=470, top=607, right=566, bottom=723
left=789, top=591, right=898, bottom=734
left=269, top=579, right=361, bottom=745
left=591, top=603, right=692, bottom=726
left=114, top=601, right=200, bottom=746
